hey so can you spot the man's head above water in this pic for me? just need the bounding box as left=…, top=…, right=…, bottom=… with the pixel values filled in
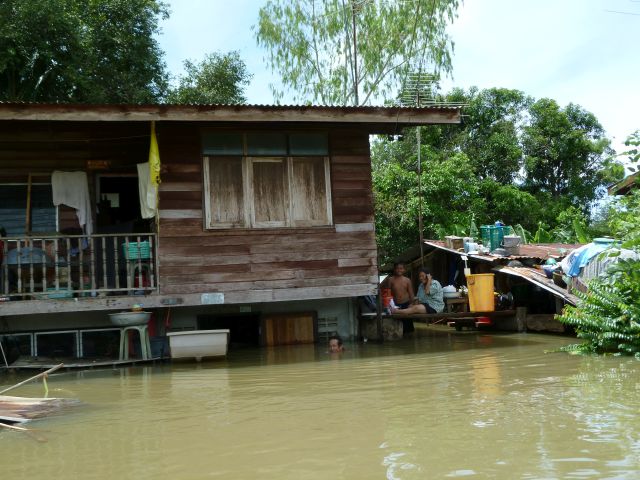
left=328, top=335, right=344, bottom=353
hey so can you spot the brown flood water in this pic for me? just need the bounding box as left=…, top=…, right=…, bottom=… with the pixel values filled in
left=2, top=325, right=640, bottom=479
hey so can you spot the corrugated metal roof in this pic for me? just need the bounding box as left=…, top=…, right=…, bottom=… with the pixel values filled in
left=0, top=102, right=461, bottom=129
left=494, top=265, right=578, bottom=305
left=424, top=240, right=581, bottom=263
left=0, top=100, right=463, bottom=110
left=0, top=102, right=462, bottom=128
left=423, top=240, right=580, bottom=304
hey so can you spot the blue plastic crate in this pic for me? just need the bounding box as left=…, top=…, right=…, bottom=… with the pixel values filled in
left=124, top=241, right=151, bottom=260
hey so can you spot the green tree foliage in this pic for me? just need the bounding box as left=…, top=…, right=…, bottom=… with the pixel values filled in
left=522, top=99, right=612, bottom=205
left=372, top=88, right=622, bottom=262
left=373, top=136, right=479, bottom=260
left=255, top=0, right=460, bottom=105
left=478, top=181, right=542, bottom=231
left=623, top=130, right=640, bottom=168
left=551, top=206, right=591, bottom=244
left=167, top=52, right=251, bottom=105
left=455, top=88, right=531, bottom=183
left=0, top=0, right=169, bottom=103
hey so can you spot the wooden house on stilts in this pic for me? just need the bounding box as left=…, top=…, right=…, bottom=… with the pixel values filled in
left=0, top=102, right=460, bottom=361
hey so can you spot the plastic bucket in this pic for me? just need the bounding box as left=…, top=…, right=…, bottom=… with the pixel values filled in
left=466, top=273, right=495, bottom=312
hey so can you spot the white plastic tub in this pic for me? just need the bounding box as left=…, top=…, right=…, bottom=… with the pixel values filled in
left=166, top=329, right=230, bottom=361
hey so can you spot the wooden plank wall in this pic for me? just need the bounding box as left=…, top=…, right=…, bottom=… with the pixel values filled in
left=157, top=124, right=379, bottom=304
left=0, top=120, right=379, bottom=304
left=0, top=121, right=148, bottom=173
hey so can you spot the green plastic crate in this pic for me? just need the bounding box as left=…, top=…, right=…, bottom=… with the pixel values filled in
left=124, top=241, right=151, bottom=260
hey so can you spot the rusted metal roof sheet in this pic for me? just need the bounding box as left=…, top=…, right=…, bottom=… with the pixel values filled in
left=381, top=240, right=580, bottom=304
left=493, top=265, right=578, bottom=306
left=424, top=240, right=581, bottom=263
left=422, top=240, right=580, bottom=304
left=0, top=102, right=462, bottom=127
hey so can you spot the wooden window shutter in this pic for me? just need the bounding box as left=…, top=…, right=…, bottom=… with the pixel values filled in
left=290, top=157, right=331, bottom=227
left=204, top=157, right=246, bottom=228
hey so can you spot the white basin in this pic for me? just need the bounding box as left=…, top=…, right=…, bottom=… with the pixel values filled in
left=108, top=311, right=151, bottom=326
left=166, top=329, right=230, bottom=361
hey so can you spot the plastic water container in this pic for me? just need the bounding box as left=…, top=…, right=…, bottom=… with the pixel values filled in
left=480, top=225, right=492, bottom=248
left=489, top=226, right=504, bottom=251
left=466, top=273, right=495, bottom=312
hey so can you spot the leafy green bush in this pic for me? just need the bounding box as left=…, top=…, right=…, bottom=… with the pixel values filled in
left=558, top=188, right=640, bottom=356
left=558, top=258, right=640, bottom=357
left=552, top=206, right=591, bottom=244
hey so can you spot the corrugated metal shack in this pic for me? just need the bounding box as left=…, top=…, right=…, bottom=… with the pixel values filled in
left=382, top=240, right=583, bottom=333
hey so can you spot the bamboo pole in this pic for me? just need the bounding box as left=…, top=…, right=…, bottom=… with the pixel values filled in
left=0, top=339, right=8, bottom=368
left=0, top=422, right=47, bottom=443
left=0, top=421, right=29, bottom=432
left=0, top=363, right=64, bottom=395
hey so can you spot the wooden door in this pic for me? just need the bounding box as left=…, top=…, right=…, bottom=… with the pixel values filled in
left=261, top=312, right=317, bottom=346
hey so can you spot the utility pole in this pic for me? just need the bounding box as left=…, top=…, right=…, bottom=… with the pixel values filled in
left=351, top=0, right=359, bottom=105
left=417, top=126, right=423, bottom=266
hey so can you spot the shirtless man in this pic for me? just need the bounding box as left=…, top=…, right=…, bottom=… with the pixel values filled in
left=387, top=262, right=415, bottom=310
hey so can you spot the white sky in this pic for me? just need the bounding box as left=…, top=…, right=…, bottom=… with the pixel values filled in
left=158, top=0, right=640, bottom=153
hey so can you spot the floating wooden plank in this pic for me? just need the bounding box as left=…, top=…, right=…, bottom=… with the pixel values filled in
left=0, top=396, right=80, bottom=424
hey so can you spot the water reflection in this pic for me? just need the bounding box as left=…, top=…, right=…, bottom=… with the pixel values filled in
left=1, top=327, right=639, bottom=479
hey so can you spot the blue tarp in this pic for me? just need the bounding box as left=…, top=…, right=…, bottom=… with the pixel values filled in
left=561, top=239, right=619, bottom=277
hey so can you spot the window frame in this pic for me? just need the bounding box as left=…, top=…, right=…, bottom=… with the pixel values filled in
left=203, top=142, right=333, bottom=230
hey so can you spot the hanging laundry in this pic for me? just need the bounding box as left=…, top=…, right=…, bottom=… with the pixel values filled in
left=137, top=162, right=157, bottom=219
left=51, top=171, right=93, bottom=236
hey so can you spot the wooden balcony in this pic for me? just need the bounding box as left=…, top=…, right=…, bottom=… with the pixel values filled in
left=0, top=233, right=158, bottom=300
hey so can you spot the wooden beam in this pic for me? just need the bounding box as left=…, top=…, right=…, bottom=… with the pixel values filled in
left=335, top=222, right=374, bottom=232
left=384, top=310, right=517, bottom=321
left=0, top=283, right=378, bottom=317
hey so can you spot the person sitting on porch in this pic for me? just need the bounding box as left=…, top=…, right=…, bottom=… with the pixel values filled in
left=392, top=268, right=445, bottom=315
left=387, top=262, right=415, bottom=310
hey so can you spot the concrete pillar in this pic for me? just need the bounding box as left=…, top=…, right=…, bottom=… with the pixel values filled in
left=516, top=307, right=527, bottom=333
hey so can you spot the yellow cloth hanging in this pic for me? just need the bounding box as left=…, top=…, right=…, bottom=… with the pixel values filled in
left=149, top=121, right=161, bottom=186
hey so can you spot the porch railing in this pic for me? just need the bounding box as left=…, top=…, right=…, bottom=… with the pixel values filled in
left=0, top=233, right=158, bottom=299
